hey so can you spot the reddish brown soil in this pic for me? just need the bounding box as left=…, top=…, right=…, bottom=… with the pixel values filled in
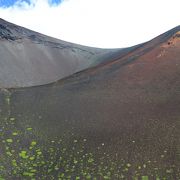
left=0, top=25, right=180, bottom=178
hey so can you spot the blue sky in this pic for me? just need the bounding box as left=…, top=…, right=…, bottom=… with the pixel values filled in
left=0, top=0, right=61, bottom=7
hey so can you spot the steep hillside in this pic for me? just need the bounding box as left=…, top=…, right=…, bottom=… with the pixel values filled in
left=0, top=18, right=134, bottom=88
left=0, top=25, right=179, bottom=179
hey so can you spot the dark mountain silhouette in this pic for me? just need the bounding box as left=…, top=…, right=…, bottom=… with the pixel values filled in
left=0, top=20, right=179, bottom=179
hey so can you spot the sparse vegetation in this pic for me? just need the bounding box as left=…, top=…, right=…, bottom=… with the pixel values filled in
left=0, top=111, right=179, bottom=177
left=0, top=91, right=179, bottom=179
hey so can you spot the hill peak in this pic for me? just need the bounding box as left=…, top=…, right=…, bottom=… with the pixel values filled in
left=0, top=20, right=17, bottom=41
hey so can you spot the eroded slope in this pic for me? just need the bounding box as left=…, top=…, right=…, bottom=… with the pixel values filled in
left=0, top=18, right=131, bottom=88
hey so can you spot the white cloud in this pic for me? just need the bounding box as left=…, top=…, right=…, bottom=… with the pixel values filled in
left=0, top=0, right=179, bottom=48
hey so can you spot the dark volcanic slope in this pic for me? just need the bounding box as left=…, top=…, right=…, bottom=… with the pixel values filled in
left=0, top=26, right=180, bottom=179
left=0, top=18, right=134, bottom=88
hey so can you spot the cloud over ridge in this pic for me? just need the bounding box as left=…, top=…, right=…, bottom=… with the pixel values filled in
left=0, top=0, right=179, bottom=48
